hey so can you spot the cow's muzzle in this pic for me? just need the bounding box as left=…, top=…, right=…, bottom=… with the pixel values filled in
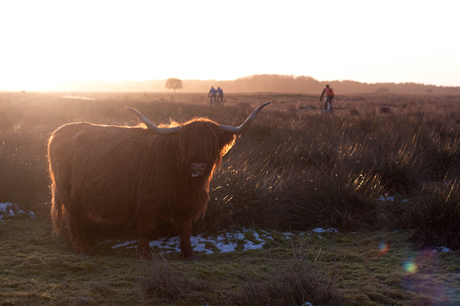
left=190, top=162, right=206, bottom=177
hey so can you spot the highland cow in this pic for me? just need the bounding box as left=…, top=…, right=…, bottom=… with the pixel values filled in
left=48, top=102, right=270, bottom=259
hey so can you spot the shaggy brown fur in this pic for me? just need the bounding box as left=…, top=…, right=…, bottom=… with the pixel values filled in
left=48, top=117, right=235, bottom=260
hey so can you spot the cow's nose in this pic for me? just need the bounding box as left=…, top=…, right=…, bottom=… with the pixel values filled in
left=190, top=163, right=206, bottom=177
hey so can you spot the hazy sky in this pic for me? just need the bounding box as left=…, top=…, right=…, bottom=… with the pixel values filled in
left=1, top=0, right=459, bottom=90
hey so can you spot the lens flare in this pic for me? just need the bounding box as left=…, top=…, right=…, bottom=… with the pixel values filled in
left=379, top=241, right=389, bottom=254
left=403, top=260, right=418, bottom=274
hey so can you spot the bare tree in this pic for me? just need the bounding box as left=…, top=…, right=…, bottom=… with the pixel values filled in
left=375, top=87, right=390, bottom=94
left=165, top=78, right=183, bottom=93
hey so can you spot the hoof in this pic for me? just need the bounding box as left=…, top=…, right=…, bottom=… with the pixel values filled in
left=186, top=256, right=200, bottom=261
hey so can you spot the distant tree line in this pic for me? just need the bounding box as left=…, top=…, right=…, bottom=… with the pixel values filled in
left=33, top=75, right=460, bottom=95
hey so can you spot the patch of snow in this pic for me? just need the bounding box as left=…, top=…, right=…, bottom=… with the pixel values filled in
left=111, top=240, right=137, bottom=249
left=312, top=228, right=337, bottom=233
left=111, top=228, right=273, bottom=254
left=378, top=196, right=409, bottom=202
left=259, top=230, right=271, bottom=236
left=233, top=232, right=246, bottom=240
left=379, top=196, right=395, bottom=201
left=282, top=232, right=295, bottom=239
left=243, top=240, right=264, bottom=250
left=0, top=202, right=35, bottom=221
left=107, top=227, right=451, bottom=258
left=258, top=230, right=274, bottom=240
left=215, top=240, right=238, bottom=253
left=211, top=233, right=239, bottom=253
left=111, top=227, right=338, bottom=255
left=190, top=234, right=214, bottom=255
left=432, top=246, right=451, bottom=253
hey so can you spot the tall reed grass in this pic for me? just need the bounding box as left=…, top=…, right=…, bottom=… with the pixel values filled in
left=1, top=92, right=459, bottom=249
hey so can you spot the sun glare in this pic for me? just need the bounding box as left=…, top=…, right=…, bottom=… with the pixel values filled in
left=0, top=0, right=459, bottom=90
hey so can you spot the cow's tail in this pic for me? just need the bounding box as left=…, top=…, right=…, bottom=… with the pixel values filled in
left=49, top=133, right=65, bottom=235
left=49, top=170, right=66, bottom=235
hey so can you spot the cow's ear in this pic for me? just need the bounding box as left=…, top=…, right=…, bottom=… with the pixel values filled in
left=219, top=131, right=236, bottom=155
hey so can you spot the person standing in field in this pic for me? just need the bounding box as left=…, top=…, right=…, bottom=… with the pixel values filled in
left=217, top=87, right=224, bottom=105
left=320, top=84, right=335, bottom=114
left=208, top=86, right=217, bottom=105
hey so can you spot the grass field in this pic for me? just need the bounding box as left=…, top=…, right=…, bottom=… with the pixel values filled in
left=1, top=91, right=460, bottom=305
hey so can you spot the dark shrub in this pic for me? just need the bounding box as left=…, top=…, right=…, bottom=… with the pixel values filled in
left=349, top=108, right=360, bottom=116
left=408, top=181, right=460, bottom=250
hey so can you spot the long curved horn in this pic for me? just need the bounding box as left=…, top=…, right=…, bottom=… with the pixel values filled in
left=220, top=102, right=271, bottom=134
left=126, top=107, right=180, bottom=136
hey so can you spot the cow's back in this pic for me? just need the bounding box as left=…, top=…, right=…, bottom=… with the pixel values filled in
left=48, top=123, right=154, bottom=223
left=49, top=123, right=91, bottom=194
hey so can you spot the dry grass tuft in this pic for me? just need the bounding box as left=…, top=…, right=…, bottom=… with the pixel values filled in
left=237, top=260, right=347, bottom=306
left=140, top=254, right=210, bottom=303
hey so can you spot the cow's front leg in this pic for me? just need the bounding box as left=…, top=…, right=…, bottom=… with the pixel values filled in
left=178, top=218, right=198, bottom=260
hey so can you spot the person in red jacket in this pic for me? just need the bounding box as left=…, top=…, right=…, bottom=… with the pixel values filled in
left=320, top=84, right=334, bottom=114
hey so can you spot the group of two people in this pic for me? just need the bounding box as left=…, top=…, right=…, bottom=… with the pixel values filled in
left=208, top=84, right=335, bottom=113
left=208, top=86, right=223, bottom=105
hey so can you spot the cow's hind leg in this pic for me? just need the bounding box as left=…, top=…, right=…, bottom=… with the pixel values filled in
left=137, top=233, right=151, bottom=260
left=67, top=211, right=92, bottom=255
left=179, top=218, right=198, bottom=260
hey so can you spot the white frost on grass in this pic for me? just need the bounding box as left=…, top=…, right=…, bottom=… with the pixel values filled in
left=432, top=246, right=451, bottom=253
left=282, top=232, right=295, bottom=239
left=206, top=232, right=239, bottom=253
left=111, top=227, right=339, bottom=255
left=379, top=196, right=395, bottom=201
left=111, top=240, right=137, bottom=249
left=111, top=229, right=273, bottom=254
left=0, top=202, right=35, bottom=221
left=312, top=228, right=338, bottom=233
left=243, top=231, right=266, bottom=251
left=378, top=196, right=409, bottom=203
